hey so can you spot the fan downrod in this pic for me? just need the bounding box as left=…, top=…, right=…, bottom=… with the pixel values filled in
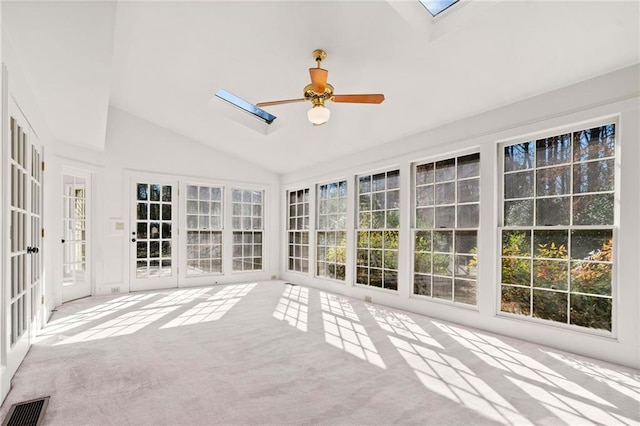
left=312, top=49, right=327, bottom=65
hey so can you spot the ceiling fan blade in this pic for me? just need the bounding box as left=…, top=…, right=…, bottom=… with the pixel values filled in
left=309, top=68, right=328, bottom=93
left=332, top=94, right=385, bottom=104
left=256, top=98, right=306, bottom=107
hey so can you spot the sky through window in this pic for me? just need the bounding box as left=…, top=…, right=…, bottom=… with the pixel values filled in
left=419, top=0, right=459, bottom=16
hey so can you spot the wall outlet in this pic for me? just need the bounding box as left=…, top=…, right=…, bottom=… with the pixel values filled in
left=364, top=296, right=372, bottom=303
left=111, top=287, right=121, bottom=294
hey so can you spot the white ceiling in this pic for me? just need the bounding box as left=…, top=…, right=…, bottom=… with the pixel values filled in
left=2, top=1, right=639, bottom=174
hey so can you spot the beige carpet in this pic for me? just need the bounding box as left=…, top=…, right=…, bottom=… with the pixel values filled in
left=1, top=281, right=638, bottom=425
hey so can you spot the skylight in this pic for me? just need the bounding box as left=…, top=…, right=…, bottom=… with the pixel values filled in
left=215, top=89, right=276, bottom=124
left=419, top=0, right=459, bottom=16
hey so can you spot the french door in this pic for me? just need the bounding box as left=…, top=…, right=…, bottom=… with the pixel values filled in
left=61, top=171, right=91, bottom=302
left=5, top=106, right=44, bottom=378
left=130, top=177, right=178, bottom=291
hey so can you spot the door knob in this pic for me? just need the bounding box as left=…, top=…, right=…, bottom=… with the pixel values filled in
left=131, top=238, right=136, bottom=242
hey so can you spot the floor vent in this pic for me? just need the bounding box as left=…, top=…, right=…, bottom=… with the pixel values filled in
left=2, top=397, right=49, bottom=426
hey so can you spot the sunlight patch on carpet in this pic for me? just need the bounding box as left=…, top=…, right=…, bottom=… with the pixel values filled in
left=273, top=285, right=309, bottom=332
left=320, top=292, right=385, bottom=369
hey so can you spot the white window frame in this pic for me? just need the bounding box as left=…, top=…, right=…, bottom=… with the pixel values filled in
left=355, top=169, right=400, bottom=291
left=412, top=152, right=480, bottom=306
left=287, top=188, right=310, bottom=273
left=497, top=118, right=618, bottom=335
left=316, top=180, right=348, bottom=282
left=231, top=188, right=264, bottom=272
left=184, top=183, right=224, bottom=276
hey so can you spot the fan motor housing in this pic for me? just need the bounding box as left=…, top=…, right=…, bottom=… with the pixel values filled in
left=304, top=83, right=334, bottom=104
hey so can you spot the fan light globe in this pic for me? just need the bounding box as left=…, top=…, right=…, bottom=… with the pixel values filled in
left=307, top=105, right=330, bottom=126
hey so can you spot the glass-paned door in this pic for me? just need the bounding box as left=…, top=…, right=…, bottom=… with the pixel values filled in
left=130, top=178, right=178, bottom=291
left=29, top=137, right=43, bottom=334
left=6, top=110, right=44, bottom=378
left=62, top=171, right=91, bottom=302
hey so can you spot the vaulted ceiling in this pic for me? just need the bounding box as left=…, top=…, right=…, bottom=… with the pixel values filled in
left=2, top=1, right=639, bottom=174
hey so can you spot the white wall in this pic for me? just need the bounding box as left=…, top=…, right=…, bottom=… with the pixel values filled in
left=51, top=107, right=281, bottom=297
left=280, top=64, right=640, bottom=369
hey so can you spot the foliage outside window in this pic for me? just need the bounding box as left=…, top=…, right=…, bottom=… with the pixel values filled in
left=500, top=124, right=615, bottom=331
left=232, top=189, right=263, bottom=271
left=317, top=181, right=347, bottom=281
left=287, top=188, right=310, bottom=273
left=413, top=154, right=480, bottom=305
left=186, top=184, right=223, bottom=275
left=356, top=170, right=400, bottom=290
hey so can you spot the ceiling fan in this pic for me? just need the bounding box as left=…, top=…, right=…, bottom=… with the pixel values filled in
left=256, top=49, right=385, bottom=126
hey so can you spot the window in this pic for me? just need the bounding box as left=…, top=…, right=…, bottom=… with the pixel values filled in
left=185, top=185, right=223, bottom=275
left=419, top=0, right=459, bottom=16
left=317, top=181, right=347, bottom=281
left=214, top=89, right=277, bottom=124
left=287, top=188, right=310, bottom=273
left=500, top=124, right=615, bottom=331
left=232, top=189, right=263, bottom=271
left=413, top=154, right=480, bottom=305
left=356, top=170, right=400, bottom=290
